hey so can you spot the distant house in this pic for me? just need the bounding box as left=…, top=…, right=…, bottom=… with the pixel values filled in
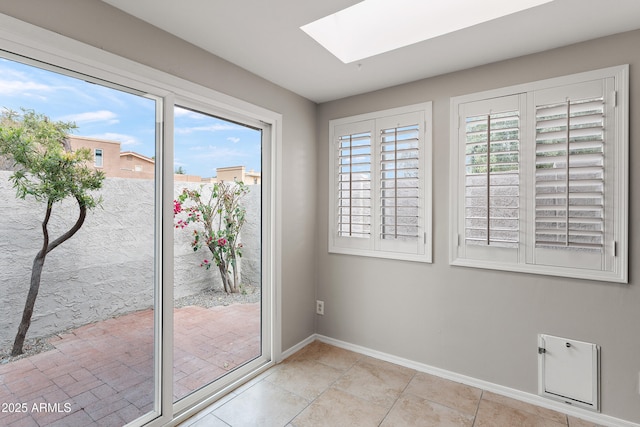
left=69, top=136, right=200, bottom=181
left=70, top=136, right=257, bottom=183
left=213, top=166, right=261, bottom=185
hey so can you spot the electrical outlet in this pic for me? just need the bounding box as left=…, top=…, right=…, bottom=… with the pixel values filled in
left=316, top=300, right=324, bottom=315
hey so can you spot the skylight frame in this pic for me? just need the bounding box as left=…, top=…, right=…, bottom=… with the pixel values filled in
left=301, top=0, right=554, bottom=63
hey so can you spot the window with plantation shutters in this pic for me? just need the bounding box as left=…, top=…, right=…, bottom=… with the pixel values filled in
left=450, top=66, right=628, bottom=283
left=329, top=103, right=432, bottom=262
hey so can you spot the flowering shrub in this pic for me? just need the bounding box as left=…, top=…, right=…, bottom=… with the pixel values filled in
left=174, top=181, right=249, bottom=293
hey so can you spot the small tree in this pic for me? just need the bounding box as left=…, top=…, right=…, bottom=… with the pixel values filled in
left=174, top=181, right=248, bottom=293
left=0, top=109, right=105, bottom=356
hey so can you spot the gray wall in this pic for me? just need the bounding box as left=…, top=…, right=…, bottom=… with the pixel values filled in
left=316, top=30, right=640, bottom=423
left=0, top=0, right=318, bottom=352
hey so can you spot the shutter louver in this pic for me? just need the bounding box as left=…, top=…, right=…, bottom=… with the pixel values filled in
left=337, top=131, right=372, bottom=237
left=379, top=124, right=420, bottom=241
left=464, top=111, right=520, bottom=248
left=535, top=97, right=605, bottom=252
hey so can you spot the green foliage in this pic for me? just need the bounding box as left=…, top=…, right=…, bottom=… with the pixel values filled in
left=0, top=108, right=104, bottom=208
left=174, top=181, right=249, bottom=293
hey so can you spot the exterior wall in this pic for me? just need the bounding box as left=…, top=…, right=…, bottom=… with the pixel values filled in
left=69, top=135, right=120, bottom=175
left=316, top=30, right=640, bottom=423
left=119, top=152, right=155, bottom=178
left=0, top=172, right=261, bottom=347
left=215, top=166, right=261, bottom=185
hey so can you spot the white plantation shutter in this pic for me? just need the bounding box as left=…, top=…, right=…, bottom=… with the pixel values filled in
left=329, top=103, right=432, bottom=262
left=464, top=110, right=520, bottom=248
left=535, top=97, right=604, bottom=252
left=455, top=94, right=523, bottom=263
left=337, top=131, right=372, bottom=238
left=379, top=124, right=420, bottom=241
left=530, top=79, right=618, bottom=273
left=375, top=111, right=428, bottom=257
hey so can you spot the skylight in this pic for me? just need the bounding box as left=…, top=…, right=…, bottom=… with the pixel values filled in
left=301, top=0, right=554, bottom=63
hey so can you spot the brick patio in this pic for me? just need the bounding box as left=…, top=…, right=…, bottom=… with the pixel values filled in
left=0, top=302, right=260, bottom=427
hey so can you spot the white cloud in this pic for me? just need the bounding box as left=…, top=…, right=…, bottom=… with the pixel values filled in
left=57, top=110, right=119, bottom=125
left=227, top=137, right=240, bottom=144
left=0, top=80, right=53, bottom=96
left=174, top=107, right=202, bottom=119
left=85, top=132, right=141, bottom=147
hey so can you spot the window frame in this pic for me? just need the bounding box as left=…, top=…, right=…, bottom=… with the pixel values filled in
left=449, top=65, right=628, bottom=283
left=94, top=148, right=104, bottom=167
left=329, top=102, right=433, bottom=263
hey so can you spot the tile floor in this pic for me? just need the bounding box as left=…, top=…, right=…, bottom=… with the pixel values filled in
left=180, top=341, right=603, bottom=427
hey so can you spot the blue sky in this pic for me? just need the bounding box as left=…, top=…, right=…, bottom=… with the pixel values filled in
left=0, top=57, right=261, bottom=178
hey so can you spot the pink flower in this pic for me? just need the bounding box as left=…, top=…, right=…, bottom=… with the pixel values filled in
left=173, top=200, right=182, bottom=215
left=217, top=238, right=227, bottom=246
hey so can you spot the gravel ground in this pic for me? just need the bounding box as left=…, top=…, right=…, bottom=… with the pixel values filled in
left=0, top=285, right=260, bottom=365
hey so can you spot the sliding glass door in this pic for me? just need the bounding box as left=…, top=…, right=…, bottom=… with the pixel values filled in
left=0, top=40, right=275, bottom=426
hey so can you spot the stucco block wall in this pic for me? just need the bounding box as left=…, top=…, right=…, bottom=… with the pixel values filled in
left=0, top=172, right=261, bottom=348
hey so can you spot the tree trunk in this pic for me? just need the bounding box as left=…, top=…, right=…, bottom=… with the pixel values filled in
left=11, top=199, right=87, bottom=356
left=11, top=252, right=46, bottom=356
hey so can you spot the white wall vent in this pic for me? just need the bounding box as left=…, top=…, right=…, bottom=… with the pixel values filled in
left=538, top=334, right=600, bottom=411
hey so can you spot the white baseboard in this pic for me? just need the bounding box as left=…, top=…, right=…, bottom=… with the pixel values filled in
left=293, top=334, right=638, bottom=427
left=279, top=334, right=316, bottom=362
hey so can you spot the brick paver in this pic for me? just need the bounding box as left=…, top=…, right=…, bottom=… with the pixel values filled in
left=0, top=303, right=260, bottom=427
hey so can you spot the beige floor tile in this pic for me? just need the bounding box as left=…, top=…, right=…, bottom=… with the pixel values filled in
left=291, top=387, right=388, bottom=427
left=475, top=398, right=568, bottom=427
left=265, top=358, right=343, bottom=400
left=482, top=391, right=568, bottom=425
left=289, top=341, right=362, bottom=372
left=381, top=393, right=474, bottom=427
left=333, top=356, right=415, bottom=408
left=189, top=413, right=229, bottom=427
left=404, top=372, right=482, bottom=416
left=568, top=415, right=605, bottom=427
left=214, top=381, right=309, bottom=427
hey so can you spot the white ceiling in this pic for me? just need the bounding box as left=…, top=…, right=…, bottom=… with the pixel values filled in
left=101, top=0, right=640, bottom=103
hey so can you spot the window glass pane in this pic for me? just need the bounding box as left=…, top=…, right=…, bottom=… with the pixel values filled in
left=172, top=106, right=262, bottom=402
left=0, top=57, right=158, bottom=426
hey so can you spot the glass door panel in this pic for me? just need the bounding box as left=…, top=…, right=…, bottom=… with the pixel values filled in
left=0, top=56, right=159, bottom=426
left=172, top=106, right=262, bottom=402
